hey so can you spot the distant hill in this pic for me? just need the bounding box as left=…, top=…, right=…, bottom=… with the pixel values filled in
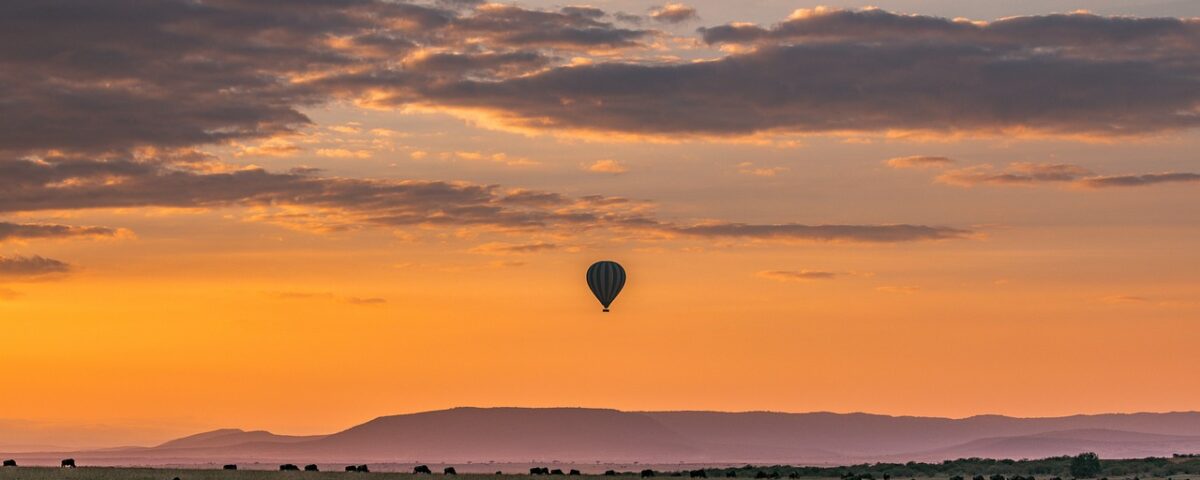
left=5, top=407, right=1200, bottom=466
left=155, top=428, right=324, bottom=449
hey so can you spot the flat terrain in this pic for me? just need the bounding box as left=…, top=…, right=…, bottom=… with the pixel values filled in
left=0, top=469, right=645, bottom=480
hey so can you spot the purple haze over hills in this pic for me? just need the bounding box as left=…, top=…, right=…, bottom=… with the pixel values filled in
left=5, top=407, right=1200, bottom=468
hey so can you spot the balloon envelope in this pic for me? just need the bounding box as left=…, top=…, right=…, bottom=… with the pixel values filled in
left=586, top=261, right=626, bottom=312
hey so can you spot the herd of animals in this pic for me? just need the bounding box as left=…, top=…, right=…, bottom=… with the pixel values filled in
left=0, top=459, right=704, bottom=477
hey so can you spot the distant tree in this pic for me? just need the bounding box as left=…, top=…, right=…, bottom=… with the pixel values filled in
left=1071, top=453, right=1102, bottom=479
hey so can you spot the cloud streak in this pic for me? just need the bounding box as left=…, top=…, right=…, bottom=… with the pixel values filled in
left=0, top=222, right=119, bottom=242
left=0, top=255, right=72, bottom=278
left=758, top=270, right=838, bottom=282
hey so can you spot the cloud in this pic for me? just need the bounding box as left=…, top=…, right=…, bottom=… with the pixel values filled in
left=886, top=156, right=955, bottom=169
left=0, top=0, right=656, bottom=155
left=0, top=155, right=971, bottom=245
left=674, top=223, right=970, bottom=243
left=586, top=159, right=629, bottom=174
left=469, top=241, right=560, bottom=254
left=0, top=222, right=120, bottom=242
left=650, top=3, right=698, bottom=24
left=758, top=270, right=838, bottom=282
left=268, top=291, right=387, bottom=306
left=930, top=162, right=1200, bottom=189
left=937, top=163, right=1093, bottom=186
left=1100, top=294, right=1152, bottom=304
left=316, top=149, right=372, bottom=159
left=737, top=162, right=787, bottom=177
left=0, top=255, right=72, bottom=278
left=1080, top=172, right=1200, bottom=188
left=3, top=2, right=1198, bottom=156
left=876, top=285, right=920, bottom=294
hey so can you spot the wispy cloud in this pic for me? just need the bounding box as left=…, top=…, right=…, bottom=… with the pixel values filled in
left=649, top=3, right=698, bottom=24
left=586, top=159, right=629, bottom=174
left=876, top=285, right=920, bottom=294
left=469, top=242, right=561, bottom=255
left=0, top=222, right=121, bottom=242
left=886, top=156, right=955, bottom=169
left=267, top=291, right=387, bottom=306
left=737, top=162, right=787, bottom=177
left=758, top=270, right=838, bottom=282
left=0, top=255, right=72, bottom=278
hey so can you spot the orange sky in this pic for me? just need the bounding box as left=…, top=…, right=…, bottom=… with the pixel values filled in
left=1, top=0, right=1199, bottom=449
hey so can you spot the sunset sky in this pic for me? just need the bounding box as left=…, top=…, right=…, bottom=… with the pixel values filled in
left=2, top=0, right=1200, bottom=449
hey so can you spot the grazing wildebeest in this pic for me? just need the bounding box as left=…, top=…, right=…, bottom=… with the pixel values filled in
left=61, top=459, right=76, bottom=468
left=414, top=465, right=433, bottom=474
left=605, top=471, right=618, bottom=476
left=281, top=464, right=300, bottom=471
left=347, top=466, right=359, bottom=472
left=496, top=472, right=503, bottom=475
left=445, top=467, right=458, bottom=475
left=2, top=460, right=15, bottom=467
left=570, top=470, right=581, bottom=476
left=691, top=470, right=708, bottom=478
left=305, top=464, right=320, bottom=472
left=224, top=465, right=237, bottom=470
left=642, top=469, right=656, bottom=478
left=726, top=472, right=737, bottom=478
left=358, top=465, right=370, bottom=473
left=951, top=476, right=965, bottom=480
left=552, top=469, right=565, bottom=475
left=532, top=468, right=544, bottom=475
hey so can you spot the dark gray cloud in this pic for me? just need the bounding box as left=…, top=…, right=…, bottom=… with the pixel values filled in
left=422, top=39, right=1200, bottom=136
left=0, top=255, right=72, bottom=277
left=3, top=1, right=1198, bottom=153
left=0, top=222, right=118, bottom=242
left=0, top=0, right=653, bottom=155
left=699, top=7, right=1199, bottom=52
left=448, top=4, right=649, bottom=49
left=1080, top=173, right=1200, bottom=188
left=0, top=155, right=970, bottom=244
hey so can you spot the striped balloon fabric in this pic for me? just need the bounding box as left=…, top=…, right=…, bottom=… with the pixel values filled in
left=586, top=261, right=626, bottom=312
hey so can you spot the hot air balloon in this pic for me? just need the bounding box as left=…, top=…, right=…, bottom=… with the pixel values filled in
left=586, top=261, right=626, bottom=312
